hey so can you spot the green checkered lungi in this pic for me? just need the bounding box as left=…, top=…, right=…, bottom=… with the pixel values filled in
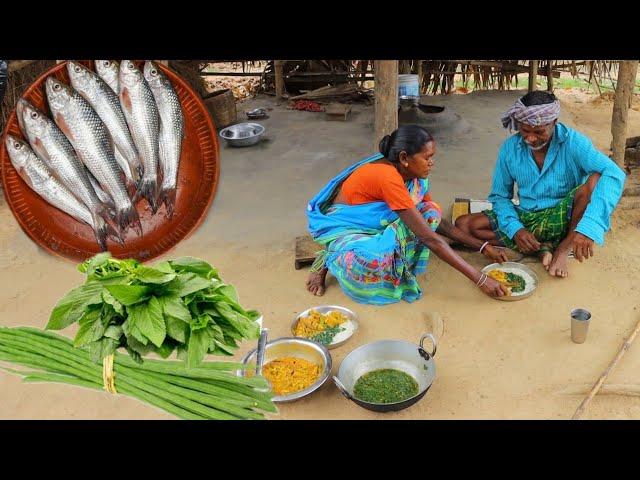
left=483, top=185, right=580, bottom=251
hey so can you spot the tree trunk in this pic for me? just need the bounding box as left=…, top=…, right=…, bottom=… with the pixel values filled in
left=374, top=60, right=398, bottom=151
left=274, top=60, right=285, bottom=100
left=546, top=60, right=554, bottom=92
left=611, top=60, right=639, bottom=169
left=528, top=60, right=538, bottom=92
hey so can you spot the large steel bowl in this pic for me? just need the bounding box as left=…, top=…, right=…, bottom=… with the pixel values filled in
left=333, top=333, right=437, bottom=413
left=219, top=122, right=265, bottom=147
left=240, top=337, right=332, bottom=403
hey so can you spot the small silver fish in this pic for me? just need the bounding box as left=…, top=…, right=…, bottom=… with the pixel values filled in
left=18, top=98, right=117, bottom=244
left=5, top=134, right=120, bottom=250
left=45, top=76, right=142, bottom=235
left=68, top=61, right=141, bottom=196
left=95, top=60, right=120, bottom=95
left=144, top=61, right=184, bottom=218
left=119, top=60, right=160, bottom=212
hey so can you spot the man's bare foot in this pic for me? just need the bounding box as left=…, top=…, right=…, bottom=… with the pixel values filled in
left=306, top=268, right=328, bottom=296
left=548, top=243, right=571, bottom=278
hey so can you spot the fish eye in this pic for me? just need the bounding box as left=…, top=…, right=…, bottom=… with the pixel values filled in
left=74, top=65, right=81, bottom=73
left=128, top=62, right=135, bottom=70
left=30, top=111, right=38, bottom=119
left=14, top=142, right=21, bottom=149
left=151, top=69, right=158, bottom=76
left=103, top=61, right=110, bottom=67
left=53, top=83, right=61, bottom=91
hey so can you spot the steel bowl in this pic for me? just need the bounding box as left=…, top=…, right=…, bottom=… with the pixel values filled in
left=291, top=305, right=358, bottom=349
left=481, top=261, right=539, bottom=301
left=333, top=333, right=437, bottom=413
left=246, top=108, right=268, bottom=120
left=219, top=122, right=265, bottom=147
left=240, top=337, right=332, bottom=402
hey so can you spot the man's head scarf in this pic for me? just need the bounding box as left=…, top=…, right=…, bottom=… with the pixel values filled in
left=500, top=97, right=560, bottom=132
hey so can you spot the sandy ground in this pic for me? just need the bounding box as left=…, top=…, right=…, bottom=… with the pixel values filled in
left=1, top=87, right=640, bottom=420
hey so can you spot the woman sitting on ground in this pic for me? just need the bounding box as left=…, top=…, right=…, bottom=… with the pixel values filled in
left=305, top=124, right=509, bottom=305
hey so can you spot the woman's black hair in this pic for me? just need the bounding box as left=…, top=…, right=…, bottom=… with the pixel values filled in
left=378, top=124, right=434, bottom=163
left=521, top=90, right=557, bottom=106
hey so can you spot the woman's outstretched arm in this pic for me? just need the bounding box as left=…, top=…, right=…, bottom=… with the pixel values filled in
left=396, top=208, right=508, bottom=298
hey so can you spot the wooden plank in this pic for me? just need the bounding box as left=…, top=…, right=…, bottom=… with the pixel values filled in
left=374, top=60, right=398, bottom=151
left=295, top=235, right=323, bottom=270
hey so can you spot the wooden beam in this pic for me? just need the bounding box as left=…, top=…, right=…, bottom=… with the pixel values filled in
left=528, top=60, right=538, bottom=92
left=274, top=60, right=285, bottom=100
left=611, top=60, right=640, bottom=169
left=374, top=60, right=398, bottom=151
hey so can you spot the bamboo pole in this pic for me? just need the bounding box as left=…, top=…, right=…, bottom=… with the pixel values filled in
left=373, top=60, right=398, bottom=151
left=274, top=60, right=285, bottom=100
left=528, top=60, right=538, bottom=92
left=572, top=315, right=640, bottom=420
left=611, top=60, right=639, bottom=169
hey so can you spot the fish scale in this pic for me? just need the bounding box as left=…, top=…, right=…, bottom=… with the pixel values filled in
left=45, top=76, right=141, bottom=235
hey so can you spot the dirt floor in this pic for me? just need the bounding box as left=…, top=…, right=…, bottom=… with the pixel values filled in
left=1, top=87, right=640, bottom=420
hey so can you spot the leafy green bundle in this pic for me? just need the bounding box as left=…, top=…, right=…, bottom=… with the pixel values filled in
left=46, top=253, right=261, bottom=368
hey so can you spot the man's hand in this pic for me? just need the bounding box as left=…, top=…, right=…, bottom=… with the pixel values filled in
left=483, top=244, right=509, bottom=263
left=570, top=232, right=594, bottom=262
left=513, top=228, right=541, bottom=253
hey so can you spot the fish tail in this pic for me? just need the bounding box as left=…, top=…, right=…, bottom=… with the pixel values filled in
left=138, top=176, right=159, bottom=213
left=125, top=177, right=138, bottom=199
left=158, top=187, right=177, bottom=219
left=115, top=204, right=143, bottom=237
left=91, top=213, right=110, bottom=251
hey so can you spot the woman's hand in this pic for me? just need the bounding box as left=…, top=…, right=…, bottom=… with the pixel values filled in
left=482, top=244, right=509, bottom=263
left=478, top=275, right=510, bottom=298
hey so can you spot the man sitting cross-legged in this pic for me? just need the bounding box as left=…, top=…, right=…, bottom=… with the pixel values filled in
left=455, top=91, right=626, bottom=277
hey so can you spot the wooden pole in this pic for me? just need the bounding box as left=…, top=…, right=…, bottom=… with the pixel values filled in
left=415, top=60, right=423, bottom=95
left=546, top=60, right=554, bottom=92
left=572, top=315, right=640, bottom=420
left=374, top=60, right=398, bottom=151
left=611, top=60, right=639, bottom=169
left=528, top=60, right=538, bottom=92
left=274, top=60, right=285, bottom=100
